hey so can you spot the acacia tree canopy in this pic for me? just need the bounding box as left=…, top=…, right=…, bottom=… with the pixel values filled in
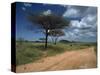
left=27, top=12, right=70, bottom=48
left=28, top=13, right=70, bottom=30
left=48, top=29, right=65, bottom=44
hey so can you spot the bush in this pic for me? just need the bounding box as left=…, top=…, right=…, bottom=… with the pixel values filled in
left=16, top=48, right=43, bottom=65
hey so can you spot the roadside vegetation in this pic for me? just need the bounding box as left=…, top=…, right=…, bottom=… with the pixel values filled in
left=16, top=41, right=96, bottom=65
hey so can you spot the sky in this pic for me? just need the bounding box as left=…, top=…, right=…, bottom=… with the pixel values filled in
left=15, top=2, right=97, bottom=42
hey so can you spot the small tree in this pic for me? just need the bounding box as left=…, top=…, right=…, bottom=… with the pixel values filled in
left=27, top=13, right=70, bottom=49
left=48, top=29, right=65, bottom=45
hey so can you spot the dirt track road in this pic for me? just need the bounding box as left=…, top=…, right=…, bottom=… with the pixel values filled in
left=16, top=47, right=97, bottom=73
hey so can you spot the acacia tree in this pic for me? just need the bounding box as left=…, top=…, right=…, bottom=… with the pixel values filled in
left=48, top=29, right=65, bottom=45
left=27, top=13, right=70, bottom=49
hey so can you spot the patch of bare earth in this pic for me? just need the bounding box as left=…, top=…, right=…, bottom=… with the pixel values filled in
left=16, top=47, right=97, bottom=73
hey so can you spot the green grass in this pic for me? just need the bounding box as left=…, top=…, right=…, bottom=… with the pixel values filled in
left=93, top=43, right=97, bottom=55
left=16, top=41, right=96, bottom=66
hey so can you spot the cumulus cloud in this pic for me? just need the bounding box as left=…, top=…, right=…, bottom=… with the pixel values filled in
left=43, top=10, right=52, bottom=15
left=24, top=3, right=32, bottom=7
left=63, top=6, right=97, bottom=19
left=62, top=6, right=97, bottom=42
left=22, top=3, right=32, bottom=11
left=63, top=7, right=79, bottom=18
left=22, top=7, right=26, bottom=11
left=63, top=6, right=88, bottom=18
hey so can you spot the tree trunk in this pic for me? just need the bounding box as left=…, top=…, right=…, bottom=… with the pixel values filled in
left=45, top=29, right=48, bottom=49
left=54, top=40, right=57, bottom=45
left=54, top=37, right=58, bottom=45
left=51, top=36, right=55, bottom=44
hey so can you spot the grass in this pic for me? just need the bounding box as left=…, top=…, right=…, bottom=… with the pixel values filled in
left=16, top=41, right=97, bottom=66
left=93, top=43, right=97, bottom=55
